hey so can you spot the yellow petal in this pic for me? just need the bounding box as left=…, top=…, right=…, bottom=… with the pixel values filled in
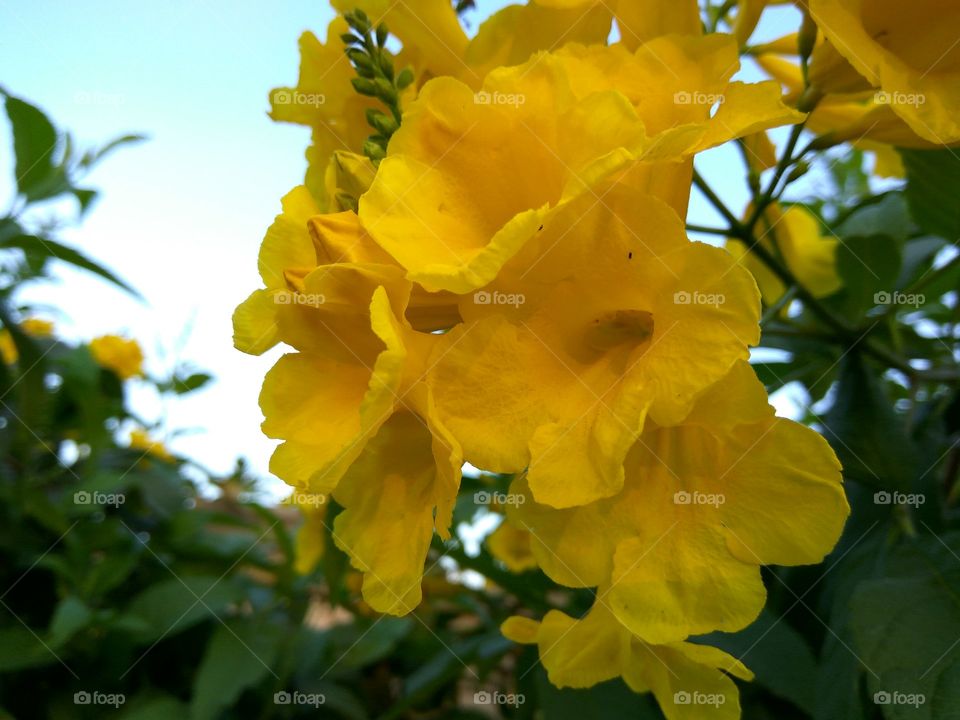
left=332, top=411, right=457, bottom=615
left=487, top=520, right=538, bottom=572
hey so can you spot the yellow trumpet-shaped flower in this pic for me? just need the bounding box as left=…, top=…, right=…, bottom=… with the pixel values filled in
left=727, top=203, right=842, bottom=307
left=507, top=361, right=847, bottom=643
left=90, top=335, right=143, bottom=380
left=502, top=601, right=753, bottom=720
left=808, top=0, right=960, bottom=145
left=248, top=208, right=464, bottom=615
left=361, top=37, right=802, bottom=294
left=426, top=187, right=760, bottom=510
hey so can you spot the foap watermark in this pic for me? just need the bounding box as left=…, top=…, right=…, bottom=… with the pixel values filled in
left=74, top=691, right=125, bottom=708
left=874, top=490, right=925, bottom=508
left=288, top=491, right=327, bottom=507
left=474, top=490, right=525, bottom=507
left=874, top=290, right=924, bottom=307
left=271, top=89, right=326, bottom=108
left=474, top=690, right=525, bottom=707
left=674, top=690, right=726, bottom=708
left=274, top=691, right=325, bottom=707
left=74, top=490, right=125, bottom=508
left=474, top=290, right=525, bottom=308
left=474, top=90, right=526, bottom=107
left=673, top=91, right=725, bottom=106
left=674, top=490, right=725, bottom=508
left=274, top=291, right=326, bottom=307
left=874, top=691, right=925, bottom=708
left=874, top=90, right=926, bottom=107
left=674, top=290, right=725, bottom=307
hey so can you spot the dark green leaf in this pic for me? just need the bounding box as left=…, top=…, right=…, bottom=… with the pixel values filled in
left=822, top=353, right=919, bottom=490
left=900, top=148, right=960, bottom=240
left=1, top=234, right=140, bottom=297
left=190, top=618, right=283, bottom=720
left=2, top=91, right=59, bottom=200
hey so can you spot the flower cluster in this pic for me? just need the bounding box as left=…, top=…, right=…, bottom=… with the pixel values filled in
left=234, top=0, right=959, bottom=715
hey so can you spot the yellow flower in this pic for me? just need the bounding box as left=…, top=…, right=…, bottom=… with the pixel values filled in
left=90, top=335, right=143, bottom=379
left=269, top=19, right=382, bottom=205
left=502, top=601, right=753, bottom=719
left=727, top=203, right=842, bottom=307
left=248, top=208, right=464, bottom=615
left=464, top=0, right=612, bottom=82
left=233, top=186, right=321, bottom=356
left=486, top=520, right=538, bottom=572
left=755, top=51, right=949, bottom=149
left=535, top=0, right=702, bottom=49
left=360, top=38, right=802, bottom=294
left=807, top=0, right=960, bottom=145
left=507, top=361, right=848, bottom=643
left=426, top=187, right=760, bottom=509
left=128, top=429, right=174, bottom=462
left=0, top=318, right=54, bottom=364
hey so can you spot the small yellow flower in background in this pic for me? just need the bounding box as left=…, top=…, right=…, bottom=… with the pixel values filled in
left=128, top=429, right=174, bottom=462
left=806, top=0, right=960, bottom=145
left=90, top=335, right=144, bottom=379
left=727, top=203, right=842, bottom=308
left=0, top=318, right=54, bottom=364
left=502, top=601, right=753, bottom=719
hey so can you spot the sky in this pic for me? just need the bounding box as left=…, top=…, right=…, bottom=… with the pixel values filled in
left=0, top=1, right=801, bottom=497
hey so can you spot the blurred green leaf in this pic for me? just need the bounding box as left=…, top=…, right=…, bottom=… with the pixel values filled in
left=1, top=234, right=140, bottom=298
left=822, top=354, right=919, bottom=490
left=850, top=534, right=960, bottom=720
left=900, top=148, right=960, bottom=239
left=2, top=90, right=59, bottom=200
left=190, top=618, right=283, bottom=720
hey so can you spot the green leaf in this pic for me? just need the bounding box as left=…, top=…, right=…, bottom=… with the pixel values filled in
left=123, top=575, right=244, bottom=642
left=2, top=91, right=59, bottom=200
left=836, top=193, right=912, bottom=243
left=173, top=371, right=212, bottom=394
left=0, top=625, right=60, bottom=672
left=821, top=353, right=919, bottom=490
left=80, top=133, right=146, bottom=168
left=900, top=148, right=960, bottom=239
left=835, top=234, right=901, bottom=317
left=1, top=234, right=141, bottom=298
left=338, top=616, right=413, bottom=669
left=48, top=595, right=92, bottom=647
left=850, top=534, right=960, bottom=720
left=704, top=610, right=818, bottom=714
left=190, top=618, right=283, bottom=720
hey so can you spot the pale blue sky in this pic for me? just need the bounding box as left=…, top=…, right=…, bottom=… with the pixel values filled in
left=0, top=1, right=800, bottom=493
